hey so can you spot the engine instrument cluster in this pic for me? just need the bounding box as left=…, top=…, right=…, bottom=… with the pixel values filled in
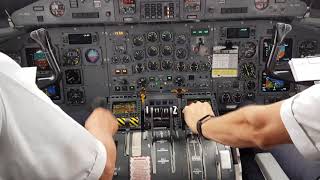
left=107, top=23, right=213, bottom=94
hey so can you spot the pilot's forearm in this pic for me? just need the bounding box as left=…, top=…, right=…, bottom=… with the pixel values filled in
left=85, top=108, right=119, bottom=180
left=86, top=128, right=116, bottom=180
left=99, top=135, right=116, bottom=180
left=202, top=102, right=292, bottom=149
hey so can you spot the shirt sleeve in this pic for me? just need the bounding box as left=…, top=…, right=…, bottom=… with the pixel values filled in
left=0, top=52, right=107, bottom=179
left=280, top=84, right=320, bottom=160
left=0, top=94, right=3, bottom=135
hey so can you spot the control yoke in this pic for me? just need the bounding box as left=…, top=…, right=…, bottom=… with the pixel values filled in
left=265, top=23, right=295, bottom=82
left=30, top=28, right=61, bottom=89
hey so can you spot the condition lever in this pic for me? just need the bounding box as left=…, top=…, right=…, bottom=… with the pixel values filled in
left=30, top=28, right=61, bottom=89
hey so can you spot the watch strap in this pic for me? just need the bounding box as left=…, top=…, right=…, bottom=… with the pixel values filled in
left=196, top=115, right=214, bottom=138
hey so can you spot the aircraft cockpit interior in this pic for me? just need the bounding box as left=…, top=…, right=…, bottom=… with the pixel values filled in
left=1, top=0, right=320, bottom=179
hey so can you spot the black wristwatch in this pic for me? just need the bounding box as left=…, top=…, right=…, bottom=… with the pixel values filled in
left=196, top=115, right=214, bottom=138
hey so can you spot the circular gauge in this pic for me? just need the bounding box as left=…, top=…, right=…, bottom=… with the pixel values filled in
left=162, top=59, right=173, bottom=70
left=246, top=81, right=256, bottom=91
left=176, top=48, right=187, bottom=59
left=133, top=35, right=144, bottom=46
left=299, top=40, right=318, bottom=57
left=233, top=93, right=242, bottom=104
left=190, top=62, right=199, bottom=72
left=147, top=32, right=158, bottom=42
left=85, top=49, right=100, bottom=63
left=161, top=31, right=173, bottom=42
left=50, top=1, right=65, bottom=17
left=122, top=55, right=131, bottom=63
left=162, top=45, right=173, bottom=56
left=66, top=88, right=85, bottom=104
left=147, top=46, right=159, bottom=57
left=176, top=61, right=187, bottom=72
left=221, top=93, right=231, bottom=104
left=111, top=56, right=120, bottom=64
left=135, top=63, right=145, bottom=73
left=64, top=49, right=81, bottom=66
left=65, top=69, right=81, bottom=85
left=176, top=34, right=187, bottom=45
left=148, top=61, right=159, bottom=71
left=240, top=63, right=256, bottom=79
left=134, top=50, right=145, bottom=61
left=241, top=42, right=257, bottom=59
left=200, top=62, right=211, bottom=72
left=254, top=0, right=269, bottom=10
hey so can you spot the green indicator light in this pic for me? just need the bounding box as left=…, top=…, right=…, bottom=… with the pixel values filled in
left=198, top=30, right=203, bottom=34
left=204, top=30, right=209, bottom=34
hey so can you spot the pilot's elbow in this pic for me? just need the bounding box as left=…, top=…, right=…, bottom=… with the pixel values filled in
left=252, top=130, right=270, bottom=150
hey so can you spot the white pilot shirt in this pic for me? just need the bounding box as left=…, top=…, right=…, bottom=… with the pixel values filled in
left=0, top=52, right=106, bottom=179
left=281, top=84, right=320, bottom=160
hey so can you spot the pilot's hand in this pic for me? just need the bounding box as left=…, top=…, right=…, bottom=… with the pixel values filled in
left=85, top=108, right=119, bottom=136
left=183, top=101, right=215, bottom=134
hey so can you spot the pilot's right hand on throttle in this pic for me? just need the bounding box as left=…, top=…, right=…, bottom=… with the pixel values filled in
left=85, top=108, right=119, bottom=136
left=183, top=101, right=215, bottom=134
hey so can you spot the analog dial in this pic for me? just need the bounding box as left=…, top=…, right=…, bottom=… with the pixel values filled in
left=240, top=63, right=256, bottom=79
left=50, top=1, right=65, bottom=17
left=147, top=32, right=158, bottom=42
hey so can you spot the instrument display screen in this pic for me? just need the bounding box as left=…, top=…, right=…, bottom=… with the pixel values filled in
left=261, top=72, right=290, bottom=92
left=112, top=101, right=137, bottom=115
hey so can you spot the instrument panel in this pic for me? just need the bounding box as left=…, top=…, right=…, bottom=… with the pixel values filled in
left=106, top=23, right=213, bottom=94
left=1, top=0, right=320, bottom=179
left=11, top=0, right=307, bottom=26
left=3, top=20, right=320, bottom=109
